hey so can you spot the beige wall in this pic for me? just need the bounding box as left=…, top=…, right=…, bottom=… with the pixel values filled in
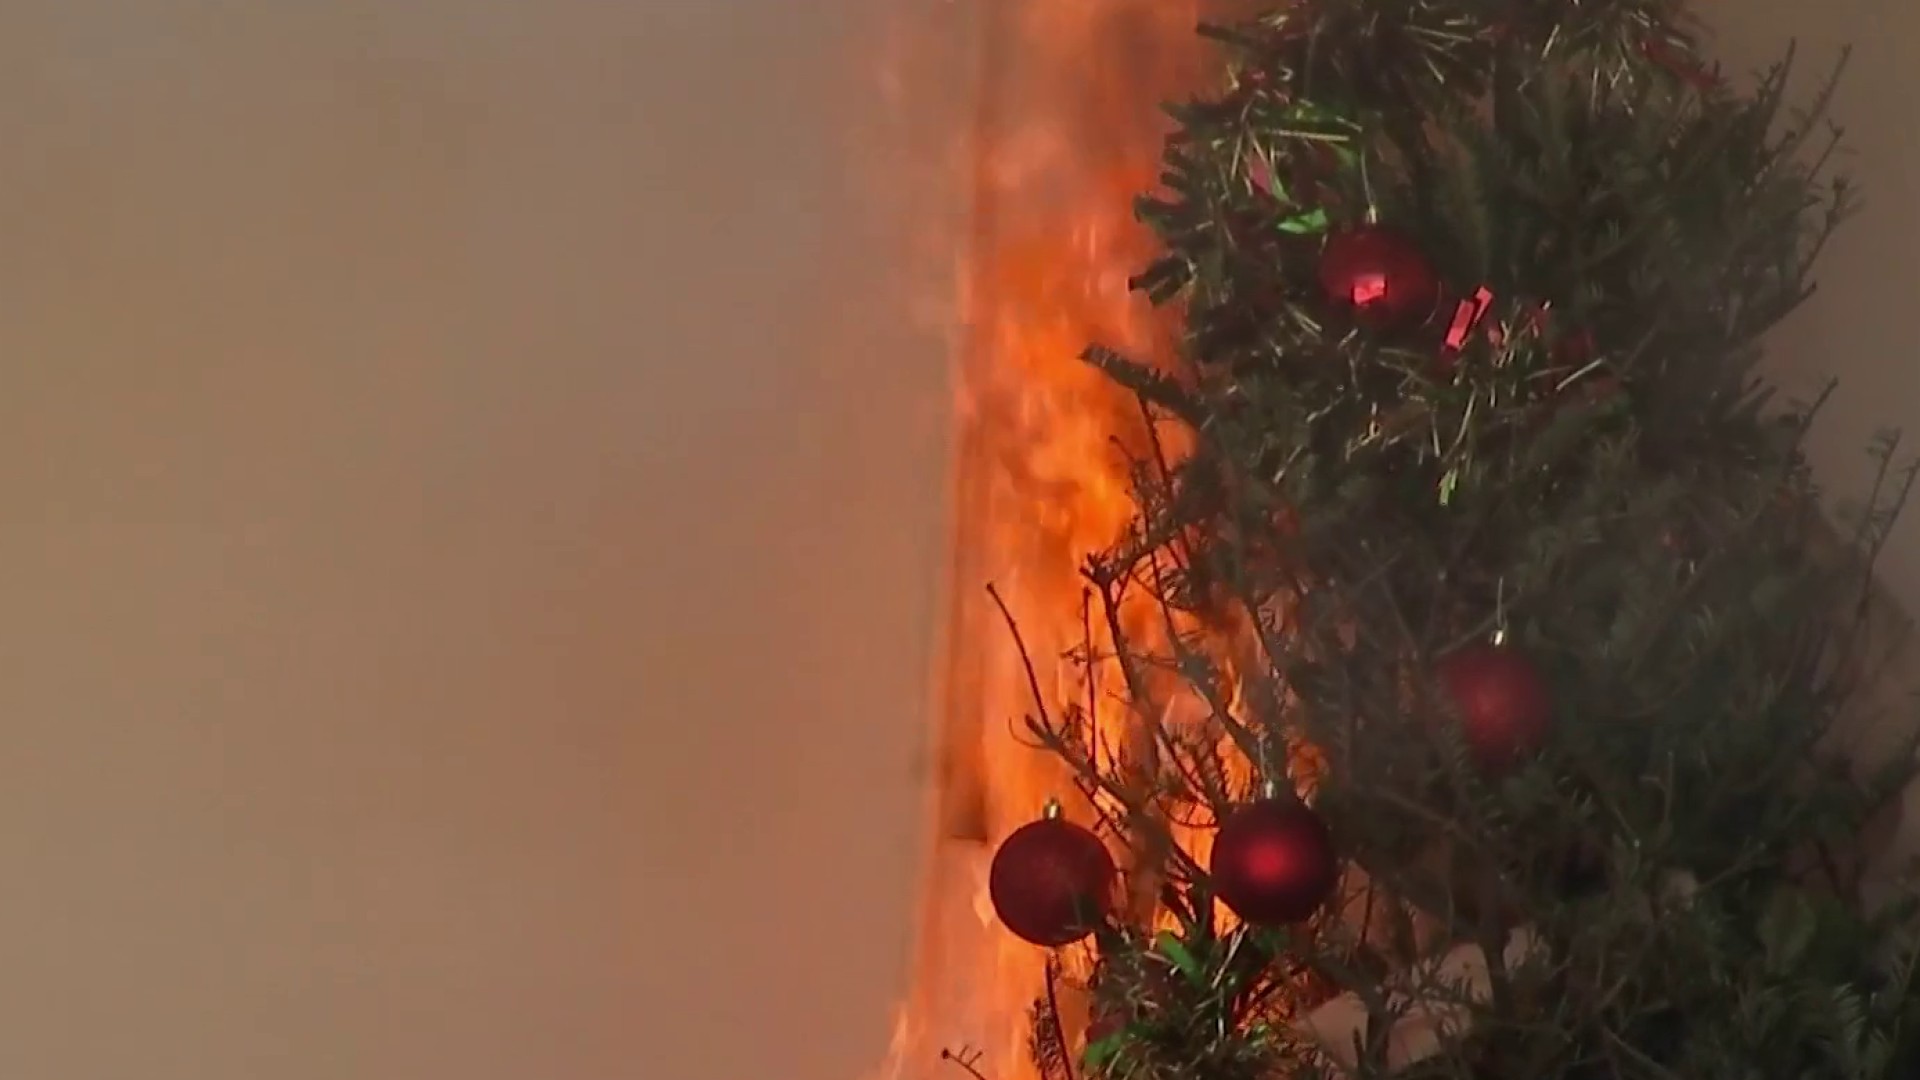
left=0, top=4, right=956, bottom=1079
left=1713, top=1, right=1920, bottom=611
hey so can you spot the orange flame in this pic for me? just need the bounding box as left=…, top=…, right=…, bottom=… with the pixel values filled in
left=877, top=4, right=1222, bottom=1080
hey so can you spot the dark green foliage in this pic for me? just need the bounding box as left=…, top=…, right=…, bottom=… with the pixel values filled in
left=1012, top=1, right=1920, bottom=1078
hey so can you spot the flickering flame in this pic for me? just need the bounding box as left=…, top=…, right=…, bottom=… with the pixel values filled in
left=877, top=4, right=1219, bottom=1080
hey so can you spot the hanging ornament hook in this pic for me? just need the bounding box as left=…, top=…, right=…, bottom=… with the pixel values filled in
left=1358, top=149, right=1379, bottom=223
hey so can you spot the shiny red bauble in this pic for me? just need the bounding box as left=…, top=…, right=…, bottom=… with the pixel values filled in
left=988, top=814, right=1116, bottom=947
left=1209, top=797, right=1339, bottom=926
left=1435, top=644, right=1554, bottom=771
left=1317, top=224, right=1442, bottom=329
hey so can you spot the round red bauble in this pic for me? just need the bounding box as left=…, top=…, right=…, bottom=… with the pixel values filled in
left=1317, top=224, right=1441, bottom=329
left=988, top=814, right=1115, bottom=947
left=1209, top=797, right=1339, bottom=926
left=1435, top=644, right=1553, bottom=770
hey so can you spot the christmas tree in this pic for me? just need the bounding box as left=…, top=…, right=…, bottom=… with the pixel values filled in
left=964, top=2, right=1920, bottom=1078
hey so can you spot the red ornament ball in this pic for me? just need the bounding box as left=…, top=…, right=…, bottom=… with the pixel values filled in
left=1318, top=224, right=1441, bottom=329
left=988, top=813, right=1115, bottom=947
left=1435, top=644, right=1553, bottom=770
left=1209, top=797, right=1339, bottom=926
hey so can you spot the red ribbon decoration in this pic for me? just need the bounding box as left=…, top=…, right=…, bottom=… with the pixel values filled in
left=1247, top=152, right=1276, bottom=196
left=1443, top=287, right=1496, bottom=352
left=1640, top=37, right=1721, bottom=92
